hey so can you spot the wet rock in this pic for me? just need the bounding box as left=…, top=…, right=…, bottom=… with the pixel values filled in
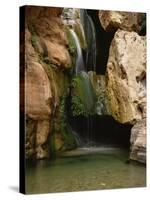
left=88, top=71, right=110, bottom=115
left=99, top=11, right=145, bottom=33
left=106, top=30, right=146, bottom=124
left=130, top=119, right=146, bottom=163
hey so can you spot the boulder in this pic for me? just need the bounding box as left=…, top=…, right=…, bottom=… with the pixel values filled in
left=106, top=30, right=146, bottom=124
left=106, top=29, right=146, bottom=164
left=99, top=11, right=145, bottom=33
left=130, top=119, right=146, bottom=163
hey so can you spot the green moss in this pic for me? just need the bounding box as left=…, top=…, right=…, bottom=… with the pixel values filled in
left=39, top=53, right=77, bottom=153
left=28, top=23, right=39, bottom=49
left=59, top=94, right=67, bottom=126
left=64, top=26, right=77, bottom=66
left=50, top=94, right=77, bottom=154
left=31, top=35, right=38, bottom=48
left=42, top=57, right=57, bottom=69
left=71, top=95, right=88, bottom=116
left=49, top=133, right=56, bottom=158
left=73, top=23, right=87, bottom=49
left=71, top=73, right=96, bottom=117
left=28, top=23, right=37, bottom=35
left=61, top=126, right=77, bottom=151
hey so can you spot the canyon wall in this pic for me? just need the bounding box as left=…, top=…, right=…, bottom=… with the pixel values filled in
left=21, top=7, right=146, bottom=163
left=22, top=6, right=75, bottom=159
left=99, top=11, right=146, bottom=163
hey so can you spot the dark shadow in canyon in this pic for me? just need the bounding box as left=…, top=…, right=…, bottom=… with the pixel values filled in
left=86, top=9, right=116, bottom=75
left=69, top=115, right=133, bottom=149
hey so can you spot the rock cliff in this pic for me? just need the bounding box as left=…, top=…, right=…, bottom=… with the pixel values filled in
left=99, top=11, right=146, bottom=163
left=21, top=7, right=147, bottom=163
left=23, top=6, right=74, bottom=159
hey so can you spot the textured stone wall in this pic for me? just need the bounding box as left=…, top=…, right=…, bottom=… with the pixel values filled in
left=99, top=11, right=146, bottom=163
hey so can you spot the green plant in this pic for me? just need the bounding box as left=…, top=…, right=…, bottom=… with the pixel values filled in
left=49, top=133, right=56, bottom=157
left=31, top=35, right=37, bottom=48
left=71, top=74, right=96, bottom=117
left=71, top=95, right=88, bottom=116
left=59, top=94, right=68, bottom=126
left=71, top=77, right=88, bottom=116
left=64, top=26, right=77, bottom=64
left=56, top=94, right=77, bottom=151
left=28, top=23, right=37, bottom=35
left=61, top=126, right=77, bottom=151
left=41, top=56, right=57, bottom=69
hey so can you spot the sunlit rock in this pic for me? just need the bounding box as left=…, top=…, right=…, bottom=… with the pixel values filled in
left=106, top=30, right=146, bottom=124
left=99, top=11, right=145, bottom=33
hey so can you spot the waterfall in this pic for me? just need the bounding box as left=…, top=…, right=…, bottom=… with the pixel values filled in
left=67, top=125, right=83, bottom=147
left=69, top=29, right=85, bottom=74
left=66, top=9, right=104, bottom=148
left=80, top=10, right=97, bottom=72
left=72, top=130, right=83, bottom=147
left=69, top=11, right=97, bottom=147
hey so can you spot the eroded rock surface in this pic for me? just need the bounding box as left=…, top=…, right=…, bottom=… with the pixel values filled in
left=106, top=30, right=146, bottom=124
left=99, top=11, right=145, bottom=33
left=23, top=6, right=72, bottom=159
left=130, top=119, right=146, bottom=163
left=106, top=29, right=146, bottom=163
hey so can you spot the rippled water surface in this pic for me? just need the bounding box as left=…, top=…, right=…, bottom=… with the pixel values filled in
left=26, top=147, right=146, bottom=194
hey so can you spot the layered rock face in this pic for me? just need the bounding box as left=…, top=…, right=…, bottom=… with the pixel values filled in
left=23, top=6, right=72, bottom=159
left=99, top=11, right=146, bottom=163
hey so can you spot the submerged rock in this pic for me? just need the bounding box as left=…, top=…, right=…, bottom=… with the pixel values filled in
left=99, top=11, right=145, bottom=33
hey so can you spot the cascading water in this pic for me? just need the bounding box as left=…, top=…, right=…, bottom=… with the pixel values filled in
left=67, top=10, right=101, bottom=148
left=66, top=12, right=96, bottom=147
left=66, top=125, right=83, bottom=147
left=80, top=10, right=97, bottom=72
left=80, top=10, right=97, bottom=147
left=66, top=9, right=109, bottom=148
left=69, top=29, right=85, bottom=74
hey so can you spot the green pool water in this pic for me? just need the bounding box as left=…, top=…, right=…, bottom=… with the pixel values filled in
left=25, top=147, right=146, bottom=194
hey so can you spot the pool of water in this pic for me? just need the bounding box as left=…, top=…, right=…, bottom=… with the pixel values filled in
left=25, top=147, right=146, bottom=194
